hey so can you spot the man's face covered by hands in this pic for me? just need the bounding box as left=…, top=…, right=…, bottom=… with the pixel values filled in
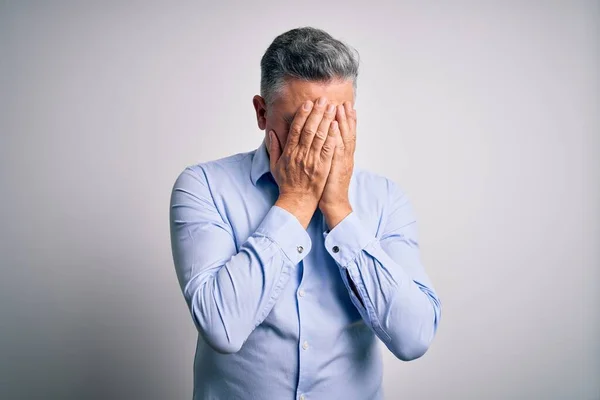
left=253, top=78, right=355, bottom=153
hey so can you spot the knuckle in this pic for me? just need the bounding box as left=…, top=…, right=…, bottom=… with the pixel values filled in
left=303, top=127, right=316, bottom=136
left=282, top=147, right=293, bottom=159
left=314, top=130, right=328, bottom=141
left=290, top=125, right=301, bottom=136
left=322, top=143, right=335, bottom=154
left=295, top=152, right=307, bottom=165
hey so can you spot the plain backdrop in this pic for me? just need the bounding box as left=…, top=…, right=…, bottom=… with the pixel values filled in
left=1, top=1, right=598, bottom=399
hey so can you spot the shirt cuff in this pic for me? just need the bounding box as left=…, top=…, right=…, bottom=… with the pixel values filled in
left=323, top=211, right=375, bottom=267
left=256, top=205, right=312, bottom=265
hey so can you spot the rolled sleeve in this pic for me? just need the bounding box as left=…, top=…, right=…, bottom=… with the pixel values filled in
left=256, top=205, right=312, bottom=265
left=323, top=211, right=375, bottom=268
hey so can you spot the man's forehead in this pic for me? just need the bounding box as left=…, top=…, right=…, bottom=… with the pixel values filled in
left=277, top=79, right=354, bottom=108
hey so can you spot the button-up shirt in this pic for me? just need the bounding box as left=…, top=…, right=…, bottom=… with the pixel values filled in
left=169, top=138, right=442, bottom=400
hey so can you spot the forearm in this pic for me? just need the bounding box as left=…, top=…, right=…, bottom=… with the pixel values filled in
left=343, top=245, right=439, bottom=360
left=173, top=204, right=311, bottom=354
left=324, top=211, right=441, bottom=360
left=187, top=231, right=297, bottom=353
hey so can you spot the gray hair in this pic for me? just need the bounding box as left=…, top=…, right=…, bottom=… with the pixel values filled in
left=260, top=27, right=360, bottom=106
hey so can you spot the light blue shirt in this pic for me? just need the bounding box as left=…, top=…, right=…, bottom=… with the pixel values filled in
left=169, top=139, right=441, bottom=400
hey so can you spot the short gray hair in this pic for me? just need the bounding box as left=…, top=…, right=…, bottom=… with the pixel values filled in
left=260, top=27, right=360, bottom=106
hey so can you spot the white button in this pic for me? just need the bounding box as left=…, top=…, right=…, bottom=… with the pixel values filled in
left=299, top=395, right=305, bottom=400
left=302, top=341, right=309, bottom=350
left=297, top=245, right=304, bottom=253
left=298, top=289, right=305, bottom=297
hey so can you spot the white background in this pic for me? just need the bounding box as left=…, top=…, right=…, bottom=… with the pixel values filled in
left=1, top=1, right=598, bottom=399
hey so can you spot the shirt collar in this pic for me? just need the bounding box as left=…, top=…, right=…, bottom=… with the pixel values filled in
left=250, top=137, right=271, bottom=186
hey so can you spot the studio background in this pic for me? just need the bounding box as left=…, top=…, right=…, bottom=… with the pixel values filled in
left=1, top=1, right=598, bottom=399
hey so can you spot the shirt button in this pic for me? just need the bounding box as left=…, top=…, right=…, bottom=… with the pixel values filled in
left=298, top=289, right=305, bottom=297
left=302, top=341, right=309, bottom=350
left=332, top=245, right=340, bottom=253
left=299, top=395, right=305, bottom=400
left=297, top=245, right=304, bottom=254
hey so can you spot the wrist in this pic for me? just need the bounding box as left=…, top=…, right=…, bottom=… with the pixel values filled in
left=319, top=196, right=350, bottom=214
left=320, top=201, right=352, bottom=231
left=275, top=195, right=318, bottom=229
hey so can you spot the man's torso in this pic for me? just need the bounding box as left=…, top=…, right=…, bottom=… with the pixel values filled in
left=189, top=140, right=394, bottom=400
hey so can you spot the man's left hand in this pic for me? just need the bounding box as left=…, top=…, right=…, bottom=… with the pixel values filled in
left=319, top=101, right=356, bottom=230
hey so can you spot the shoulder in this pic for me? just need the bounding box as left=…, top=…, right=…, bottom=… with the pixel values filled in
left=352, top=166, right=408, bottom=200
left=189, top=149, right=253, bottom=178
left=174, top=149, right=253, bottom=182
left=351, top=166, right=416, bottom=230
left=171, top=148, right=254, bottom=197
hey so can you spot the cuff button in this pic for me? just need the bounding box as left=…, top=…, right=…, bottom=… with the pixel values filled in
left=332, top=245, right=340, bottom=253
left=297, top=245, right=304, bottom=254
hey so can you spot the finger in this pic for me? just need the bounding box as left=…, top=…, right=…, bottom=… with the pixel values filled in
left=298, top=96, right=328, bottom=150
left=310, top=102, right=337, bottom=154
left=285, top=100, right=314, bottom=151
left=268, top=130, right=282, bottom=172
left=336, top=103, right=351, bottom=146
left=345, top=101, right=357, bottom=137
left=321, top=120, right=339, bottom=161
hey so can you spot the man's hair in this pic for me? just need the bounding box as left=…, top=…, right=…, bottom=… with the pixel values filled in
left=260, top=27, right=360, bottom=106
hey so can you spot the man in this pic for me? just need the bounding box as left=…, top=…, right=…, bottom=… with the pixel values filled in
left=169, top=27, right=441, bottom=400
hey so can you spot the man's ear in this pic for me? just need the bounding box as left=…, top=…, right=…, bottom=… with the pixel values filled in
left=252, top=95, right=267, bottom=130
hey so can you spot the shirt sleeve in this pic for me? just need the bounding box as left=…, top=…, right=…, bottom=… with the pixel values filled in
left=323, top=181, right=441, bottom=361
left=170, top=167, right=311, bottom=354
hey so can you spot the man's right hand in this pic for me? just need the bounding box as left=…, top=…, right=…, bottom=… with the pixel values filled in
left=269, top=96, right=339, bottom=229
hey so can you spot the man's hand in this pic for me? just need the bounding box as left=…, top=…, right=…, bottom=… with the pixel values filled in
left=270, top=97, right=340, bottom=229
left=319, top=101, right=357, bottom=230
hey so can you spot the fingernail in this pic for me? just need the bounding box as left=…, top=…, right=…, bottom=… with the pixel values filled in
left=327, top=104, right=335, bottom=113
left=303, top=101, right=313, bottom=110
left=317, top=97, right=327, bottom=106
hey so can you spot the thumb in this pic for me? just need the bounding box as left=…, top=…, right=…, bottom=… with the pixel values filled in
left=268, top=130, right=282, bottom=170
